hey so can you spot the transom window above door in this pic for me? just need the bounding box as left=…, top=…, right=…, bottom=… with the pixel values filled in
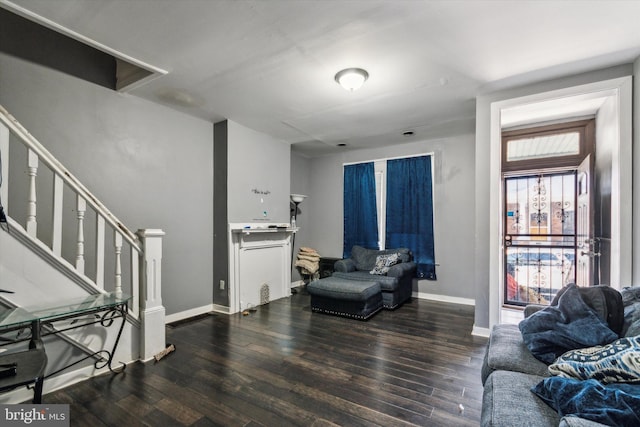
left=506, top=132, right=580, bottom=162
left=502, top=120, right=594, bottom=172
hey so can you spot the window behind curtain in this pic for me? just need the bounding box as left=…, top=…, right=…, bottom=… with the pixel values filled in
left=343, top=162, right=378, bottom=258
left=343, top=155, right=436, bottom=279
left=386, top=155, right=437, bottom=279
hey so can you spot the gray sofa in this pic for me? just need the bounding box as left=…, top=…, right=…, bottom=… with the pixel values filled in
left=332, top=245, right=416, bottom=309
left=481, top=286, right=640, bottom=427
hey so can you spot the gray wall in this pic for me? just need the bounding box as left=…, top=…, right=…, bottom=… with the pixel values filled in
left=298, top=132, right=477, bottom=300
left=0, top=53, right=214, bottom=316
left=227, top=120, right=290, bottom=223
left=474, top=64, right=634, bottom=330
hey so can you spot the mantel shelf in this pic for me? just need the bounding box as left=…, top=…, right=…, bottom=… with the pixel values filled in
left=231, top=227, right=298, bottom=235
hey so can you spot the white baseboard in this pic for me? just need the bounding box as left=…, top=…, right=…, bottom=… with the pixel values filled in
left=291, top=280, right=305, bottom=288
left=472, top=324, right=491, bottom=338
left=165, top=303, right=215, bottom=324
left=413, top=291, right=475, bottom=306
left=212, top=304, right=230, bottom=314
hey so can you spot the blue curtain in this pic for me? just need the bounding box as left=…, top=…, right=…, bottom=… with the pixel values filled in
left=386, top=156, right=436, bottom=279
left=343, top=162, right=378, bottom=258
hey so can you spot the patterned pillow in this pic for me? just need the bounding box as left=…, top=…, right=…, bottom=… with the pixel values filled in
left=370, top=253, right=399, bottom=275
left=549, top=336, right=640, bottom=384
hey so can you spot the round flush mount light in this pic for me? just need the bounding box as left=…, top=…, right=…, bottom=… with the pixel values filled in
left=334, top=68, right=369, bottom=91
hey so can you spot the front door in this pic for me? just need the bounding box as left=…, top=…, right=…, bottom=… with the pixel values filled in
left=576, top=154, right=596, bottom=286
left=503, top=171, right=577, bottom=306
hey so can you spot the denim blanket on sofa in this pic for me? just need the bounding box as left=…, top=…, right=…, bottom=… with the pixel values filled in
left=519, top=284, right=618, bottom=364
left=532, top=376, right=640, bottom=426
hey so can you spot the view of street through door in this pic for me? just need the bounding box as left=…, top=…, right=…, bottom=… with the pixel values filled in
left=504, top=172, right=577, bottom=306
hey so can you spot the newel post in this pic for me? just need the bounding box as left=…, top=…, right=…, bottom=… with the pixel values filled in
left=137, top=229, right=166, bottom=360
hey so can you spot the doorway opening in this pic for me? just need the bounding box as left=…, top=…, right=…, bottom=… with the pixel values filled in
left=486, top=76, right=632, bottom=332
left=501, top=120, right=594, bottom=308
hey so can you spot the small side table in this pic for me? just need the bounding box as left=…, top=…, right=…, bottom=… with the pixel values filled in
left=319, top=257, right=341, bottom=279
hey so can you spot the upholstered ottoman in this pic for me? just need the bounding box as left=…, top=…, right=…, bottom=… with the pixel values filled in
left=307, top=277, right=383, bottom=320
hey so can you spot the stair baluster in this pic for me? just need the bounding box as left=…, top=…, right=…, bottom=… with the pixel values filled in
left=95, top=215, right=105, bottom=289
left=52, top=174, right=64, bottom=256
left=114, top=232, right=123, bottom=295
left=26, top=149, right=38, bottom=237
left=76, top=196, right=86, bottom=274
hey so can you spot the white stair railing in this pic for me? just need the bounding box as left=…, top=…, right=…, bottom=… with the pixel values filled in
left=0, top=104, right=165, bottom=359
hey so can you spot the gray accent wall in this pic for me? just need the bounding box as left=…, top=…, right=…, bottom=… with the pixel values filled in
left=0, top=53, right=214, bottom=316
left=296, top=132, right=476, bottom=300
left=213, top=121, right=229, bottom=306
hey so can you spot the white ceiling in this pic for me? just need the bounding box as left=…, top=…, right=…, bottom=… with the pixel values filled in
left=3, top=0, right=640, bottom=157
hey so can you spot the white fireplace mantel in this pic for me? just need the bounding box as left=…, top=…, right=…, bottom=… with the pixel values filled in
left=228, top=223, right=297, bottom=314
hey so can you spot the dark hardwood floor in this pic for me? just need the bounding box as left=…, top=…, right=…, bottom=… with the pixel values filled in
left=45, top=292, right=488, bottom=426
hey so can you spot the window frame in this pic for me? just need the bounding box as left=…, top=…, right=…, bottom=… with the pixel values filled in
left=501, top=119, right=595, bottom=172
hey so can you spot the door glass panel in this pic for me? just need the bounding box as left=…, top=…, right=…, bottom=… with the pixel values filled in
left=504, top=172, right=576, bottom=306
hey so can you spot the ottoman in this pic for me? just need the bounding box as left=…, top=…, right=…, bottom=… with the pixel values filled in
left=307, top=277, right=383, bottom=320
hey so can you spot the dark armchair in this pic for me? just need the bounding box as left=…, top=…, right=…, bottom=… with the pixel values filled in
left=332, top=245, right=416, bottom=309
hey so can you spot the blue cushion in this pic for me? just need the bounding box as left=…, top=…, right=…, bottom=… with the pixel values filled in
left=531, top=376, right=640, bottom=426
left=519, top=284, right=618, bottom=364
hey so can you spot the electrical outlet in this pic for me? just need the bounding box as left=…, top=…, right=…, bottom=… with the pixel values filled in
left=219, top=280, right=225, bottom=290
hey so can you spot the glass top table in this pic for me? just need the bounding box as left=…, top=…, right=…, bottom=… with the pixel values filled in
left=0, top=292, right=131, bottom=403
left=0, top=292, right=131, bottom=330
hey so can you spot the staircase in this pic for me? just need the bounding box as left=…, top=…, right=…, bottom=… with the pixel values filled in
left=0, top=104, right=165, bottom=401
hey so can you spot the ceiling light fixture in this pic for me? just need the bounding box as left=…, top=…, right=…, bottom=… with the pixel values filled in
left=334, top=68, right=369, bottom=91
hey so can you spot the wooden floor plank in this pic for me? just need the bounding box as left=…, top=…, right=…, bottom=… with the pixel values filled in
left=42, top=294, right=487, bottom=426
